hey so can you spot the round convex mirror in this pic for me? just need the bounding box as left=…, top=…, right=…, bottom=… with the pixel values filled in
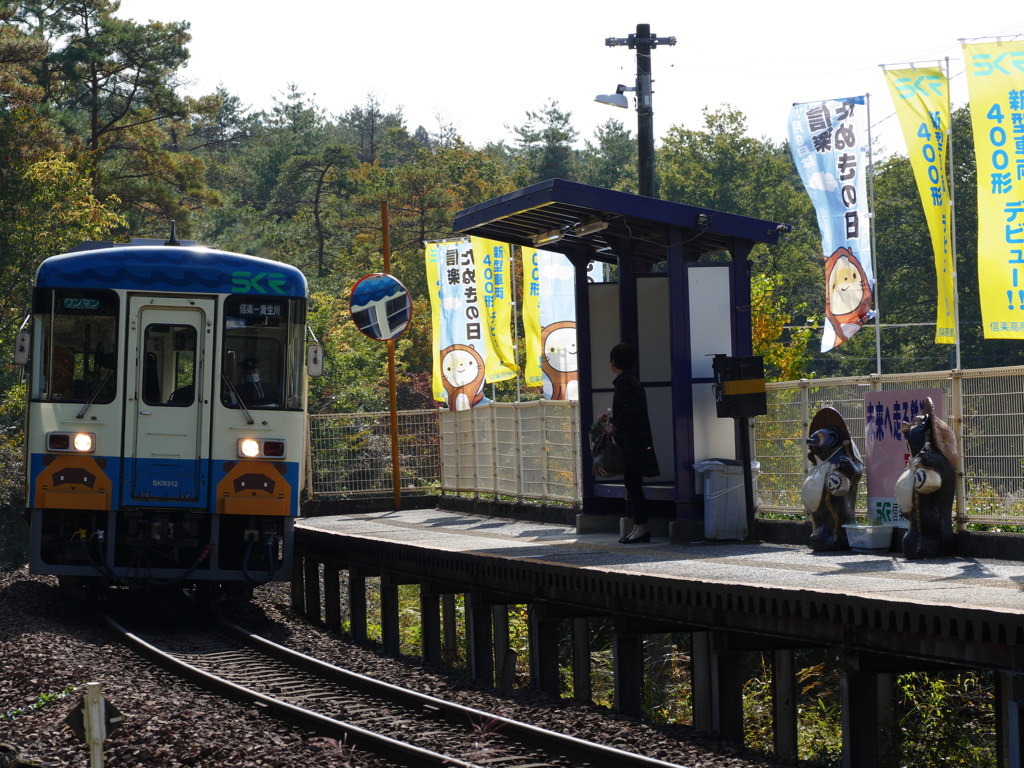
left=349, top=273, right=413, bottom=341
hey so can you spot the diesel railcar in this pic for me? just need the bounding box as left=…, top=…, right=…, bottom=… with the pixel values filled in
left=19, top=239, right=322, bottom=591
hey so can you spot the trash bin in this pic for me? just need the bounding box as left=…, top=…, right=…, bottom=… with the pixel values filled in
left=694, top=459, right=760, bottom=540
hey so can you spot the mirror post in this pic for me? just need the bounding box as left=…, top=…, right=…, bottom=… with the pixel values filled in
left=382, top=201, right=402, bottom=511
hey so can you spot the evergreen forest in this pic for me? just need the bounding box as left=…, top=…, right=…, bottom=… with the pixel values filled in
left=1, top=1, right=1020, bottom=544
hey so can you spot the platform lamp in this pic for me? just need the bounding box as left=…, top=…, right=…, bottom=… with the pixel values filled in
left=596, top=24, right=675, bottom=199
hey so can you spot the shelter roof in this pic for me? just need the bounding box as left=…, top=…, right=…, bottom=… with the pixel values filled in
left=453, top=179, right=787, bottom=264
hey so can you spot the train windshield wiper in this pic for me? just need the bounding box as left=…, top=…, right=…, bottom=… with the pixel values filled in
left=76, top=371, right=112, bottom=420
left=222, top=374, right=255, bottom=425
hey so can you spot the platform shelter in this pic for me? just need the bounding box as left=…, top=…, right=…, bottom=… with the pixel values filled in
left=453, top=179, right=787, bottom=537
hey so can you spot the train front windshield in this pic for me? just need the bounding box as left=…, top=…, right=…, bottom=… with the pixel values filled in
left=221, top=296, right=306, bottom=410
left=31, top=288, right=119, bottom=403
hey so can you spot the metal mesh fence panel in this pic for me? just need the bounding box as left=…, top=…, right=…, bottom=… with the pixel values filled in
left=309, top=367, right=1024, bottom=527
left=493, top=405, right=521, bottom=498
left=309, top=410, right=440, bottom=498
left=959, top=367, right=1024, bottom=525
left=756, top=368, right=1024, bottom=527
left=757, top=387, right=807, bottom=510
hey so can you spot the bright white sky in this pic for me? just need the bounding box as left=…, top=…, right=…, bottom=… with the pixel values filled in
left=120, top=1, right=1024, bottom=158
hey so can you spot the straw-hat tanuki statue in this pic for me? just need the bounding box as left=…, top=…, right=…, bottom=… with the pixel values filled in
left=896, top=398, right=957, bottom=559
left=802, top=407, right=863, bottom=551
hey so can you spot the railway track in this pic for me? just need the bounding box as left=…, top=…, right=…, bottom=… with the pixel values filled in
left=101, top=609, right=690, bottom=768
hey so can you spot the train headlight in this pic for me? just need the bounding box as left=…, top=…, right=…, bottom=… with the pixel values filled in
left=47, top=432, right=96, bottom=453
left=239, top=438, right=261, bottom=458
left=237, top=438, right=287, bottom=459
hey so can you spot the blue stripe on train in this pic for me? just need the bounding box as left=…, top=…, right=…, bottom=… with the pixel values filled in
left=36, top=246, right=307, bottom=297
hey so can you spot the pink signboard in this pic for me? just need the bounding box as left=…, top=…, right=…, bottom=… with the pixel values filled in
left=864, top=388, right=944, bottom=527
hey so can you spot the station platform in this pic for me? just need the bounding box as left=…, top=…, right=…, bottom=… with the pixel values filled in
left=292, top=507, right=1024, bottom=764
left=295, top=508, right=1024, bottom=673
left=298, top=508, right=1024, bottom=615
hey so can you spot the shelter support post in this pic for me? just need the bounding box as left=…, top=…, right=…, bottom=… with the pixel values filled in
left=667, top=237, right=701, bottom=532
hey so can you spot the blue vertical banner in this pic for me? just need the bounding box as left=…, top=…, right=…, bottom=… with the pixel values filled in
left=788, top=96, right=875, bottom=352
left=522, top=248, right=578, bottom=400
left=425, top=238, right=489, bottom=410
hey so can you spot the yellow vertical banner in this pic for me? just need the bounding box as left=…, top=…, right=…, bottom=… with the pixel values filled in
left=521, top=246, right=544, bottom=388
left=521, top=247, right=578, bottom=398
left=884, top=67, right=956, bottom=343
left=470, top=237, right=517, bottom=383
left=963, top=41, right=1024, bottom=338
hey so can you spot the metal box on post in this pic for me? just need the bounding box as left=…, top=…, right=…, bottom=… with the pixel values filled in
left=712, top=355, right=767, bottom=419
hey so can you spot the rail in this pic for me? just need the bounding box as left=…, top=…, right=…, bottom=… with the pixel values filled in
left=308, top=366, right=1024, bottom=528
left=102, top=609, right=685, bottom=768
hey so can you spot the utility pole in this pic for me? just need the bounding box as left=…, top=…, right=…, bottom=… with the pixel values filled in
left=605, top=24, right=676, bottom=198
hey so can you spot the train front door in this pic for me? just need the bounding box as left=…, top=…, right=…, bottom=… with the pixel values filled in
left=123, top=297, right=215, bottom=504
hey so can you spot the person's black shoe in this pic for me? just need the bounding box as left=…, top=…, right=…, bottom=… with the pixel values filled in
left=621, top=531, right=651, bottom=544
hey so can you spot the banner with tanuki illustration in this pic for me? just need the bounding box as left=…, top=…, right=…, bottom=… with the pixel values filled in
left=521, top=248, right=578, bottom=400
left=469, top=237, right=517, bottom=383
left=788, top=96, right=874, bottom=352
left=425, top=238, right=516, bottom=409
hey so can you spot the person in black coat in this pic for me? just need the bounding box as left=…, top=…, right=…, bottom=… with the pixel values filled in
left=599, top=343, right=661, bottom=543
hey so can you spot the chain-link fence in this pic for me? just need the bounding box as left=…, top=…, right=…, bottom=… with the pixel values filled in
left=308, top=366, right=1024, bottom=528
left=308, top=402, right=581, bottom=505
left=757, top=366, right=1024, bottom=527
left=308, top=410, right=441, bottom=498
